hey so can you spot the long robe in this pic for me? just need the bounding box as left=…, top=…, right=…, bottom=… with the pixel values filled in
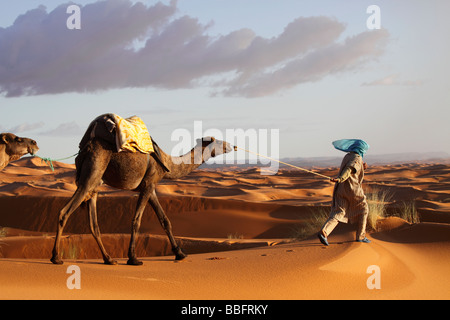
left=330, top=152, right=368, bottom=223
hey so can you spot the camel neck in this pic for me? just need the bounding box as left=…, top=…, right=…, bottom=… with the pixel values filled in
left=161, top=145, right=207, bottom=179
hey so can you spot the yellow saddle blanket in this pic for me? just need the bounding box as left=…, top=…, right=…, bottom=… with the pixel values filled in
left=111, top=114, right=154, bottom=154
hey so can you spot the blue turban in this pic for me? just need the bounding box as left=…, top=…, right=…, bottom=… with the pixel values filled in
left=332, top=139, right=369, bottom=158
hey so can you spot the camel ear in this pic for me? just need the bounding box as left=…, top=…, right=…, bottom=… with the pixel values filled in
left=202, top=136, right=215, bottom=143
left=1, top=134, right=10, bottom=144
left=197, top=137, right=215, bottom=145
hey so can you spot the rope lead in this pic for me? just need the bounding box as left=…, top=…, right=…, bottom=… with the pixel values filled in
left=234, top=146, right=332, bottom=180
left=33, top=152, right=79, bottom=172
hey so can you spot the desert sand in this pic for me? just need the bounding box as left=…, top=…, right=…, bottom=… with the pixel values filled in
left=0, top=157, right=449, bottom=300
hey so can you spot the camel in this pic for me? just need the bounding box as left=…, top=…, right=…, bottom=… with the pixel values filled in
left=0, top=133, right=39, bottom=170
left=51, top=115, right=235, bottom=265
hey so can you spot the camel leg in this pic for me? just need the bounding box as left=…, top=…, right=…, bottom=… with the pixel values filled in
left=127, top=190, right=152, bottom=266
left=50, top=152, right=109, bottom=265
left=148, top=190, right=187, bottom=261
left=88, top=192, right=117, bottom=265
left=50, top=187, right=91, bottom=264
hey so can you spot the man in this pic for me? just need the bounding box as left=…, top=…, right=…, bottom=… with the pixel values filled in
left=318, top=139, right=371, bottom=246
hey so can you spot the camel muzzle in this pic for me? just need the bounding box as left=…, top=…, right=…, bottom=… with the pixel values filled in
left=28, top=146, right=39, bottom=156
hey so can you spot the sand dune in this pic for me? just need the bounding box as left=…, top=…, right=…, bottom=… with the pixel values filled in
left=0, top=157, right=449, bottom=299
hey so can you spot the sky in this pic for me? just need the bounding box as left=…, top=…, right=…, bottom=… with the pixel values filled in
left=0, top=0, right=449, bottom=163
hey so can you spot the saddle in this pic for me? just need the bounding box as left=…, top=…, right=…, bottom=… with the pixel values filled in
left=79, top=113, right=170, bottom=172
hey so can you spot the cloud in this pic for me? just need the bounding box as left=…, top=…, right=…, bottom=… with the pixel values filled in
left=222, top=29, right=390, bottom=97
left=1, top=121, right=45, bottom=133
left=39, top=121, right=84, bottom=136
left=362, top=74, right=423, bottom=87
left=0, top=0, right=390, bottom=98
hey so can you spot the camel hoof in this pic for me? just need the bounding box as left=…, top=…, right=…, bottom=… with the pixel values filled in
left=173, top=246, right=187, bottom=260
left=127, top=258, right=143, bottom=266
left=175, top=250, right=187, bottom=261
left=50, top=257, right=64, bottom=265
left=104, top=259, right=118, bottom=265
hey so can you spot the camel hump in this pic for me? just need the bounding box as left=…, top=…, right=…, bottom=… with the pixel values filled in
left=79, top=114, right=169, bottom=172
left=79, top=114, right=117, bottom=151
left=80, top=113, right=154, bottom=153
left=109, top=114, right=154, bottom=154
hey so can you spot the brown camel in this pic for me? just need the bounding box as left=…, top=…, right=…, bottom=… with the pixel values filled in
left=0, top=133, right=39, bottom=170
left=51, top=116, right=235, bottom=265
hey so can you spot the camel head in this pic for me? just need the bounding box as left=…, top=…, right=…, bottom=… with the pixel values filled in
left=1, top=133, right=39, bottom=160
left=196, top=136, right=235, bottom=160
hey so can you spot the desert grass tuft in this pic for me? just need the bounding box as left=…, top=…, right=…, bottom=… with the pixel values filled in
left=365, top=188, right=392, bottom=231
left=227, top=233, right=244, bottom=240
left=366, top=187, right=420, bottom=229
left=397, top=200, right=420, bottom=224
left=290, top=207, right=329, bottom=240
left=62, top=239, right=80, bottom=260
